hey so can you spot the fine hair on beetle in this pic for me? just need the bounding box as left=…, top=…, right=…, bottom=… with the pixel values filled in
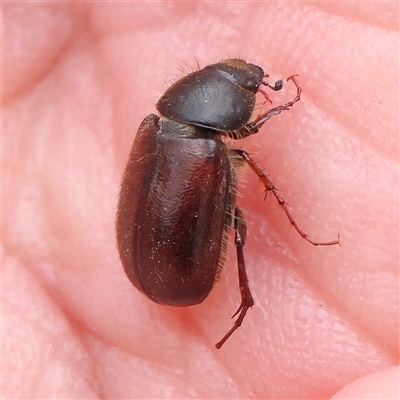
left=116, top=58, right=340, bottom=349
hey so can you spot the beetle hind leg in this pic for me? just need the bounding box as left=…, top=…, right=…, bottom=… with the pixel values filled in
left=215, top=207, right=255, bottom=349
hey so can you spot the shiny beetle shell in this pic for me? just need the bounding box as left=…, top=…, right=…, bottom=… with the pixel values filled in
left=117, top=115, right=233, bottom=305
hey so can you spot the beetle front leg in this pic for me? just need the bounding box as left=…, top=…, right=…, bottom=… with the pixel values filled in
left=237, top=75, right=302, bottom=138
left=215, top=207, right=255, bottom=349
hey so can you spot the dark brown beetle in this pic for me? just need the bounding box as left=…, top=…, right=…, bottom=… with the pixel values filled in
left=116, top=59, right=339, bottom=349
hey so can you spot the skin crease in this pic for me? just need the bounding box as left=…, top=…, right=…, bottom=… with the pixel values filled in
left=2, top=2, right=399, bottom=399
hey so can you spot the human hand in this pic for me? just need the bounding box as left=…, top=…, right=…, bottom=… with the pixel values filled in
left=3, top=2, right=398, bottom=398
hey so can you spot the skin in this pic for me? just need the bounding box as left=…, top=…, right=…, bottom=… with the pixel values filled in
left=2, top=2, right=399, bottom=399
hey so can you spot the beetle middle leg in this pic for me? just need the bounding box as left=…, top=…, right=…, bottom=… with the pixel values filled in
left=215, top=207, right=254, bottom=349
left=233, top=149, right=340, bottom=246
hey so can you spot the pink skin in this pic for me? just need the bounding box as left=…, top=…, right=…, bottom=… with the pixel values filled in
left=2, top=3, right=399, bottom=399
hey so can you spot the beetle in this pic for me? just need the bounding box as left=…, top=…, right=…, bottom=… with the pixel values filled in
left=116, top=58, right=339, bottom=349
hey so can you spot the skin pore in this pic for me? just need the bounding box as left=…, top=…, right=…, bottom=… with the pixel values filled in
left=2, top=2, right=399, bottom=399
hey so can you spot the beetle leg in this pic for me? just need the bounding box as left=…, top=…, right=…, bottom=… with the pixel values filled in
left=233, top=149, right=340, bottom=247
left=238, top=75, right=302, bottom=137
left=215, top=207, right=255, bottom=349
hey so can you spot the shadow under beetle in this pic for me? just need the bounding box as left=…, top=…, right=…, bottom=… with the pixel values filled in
left=116, top=59, right=339, bottom=349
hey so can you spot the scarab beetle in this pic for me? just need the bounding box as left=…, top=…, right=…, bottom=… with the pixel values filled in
left=116, top=59, right=339, bottom=349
